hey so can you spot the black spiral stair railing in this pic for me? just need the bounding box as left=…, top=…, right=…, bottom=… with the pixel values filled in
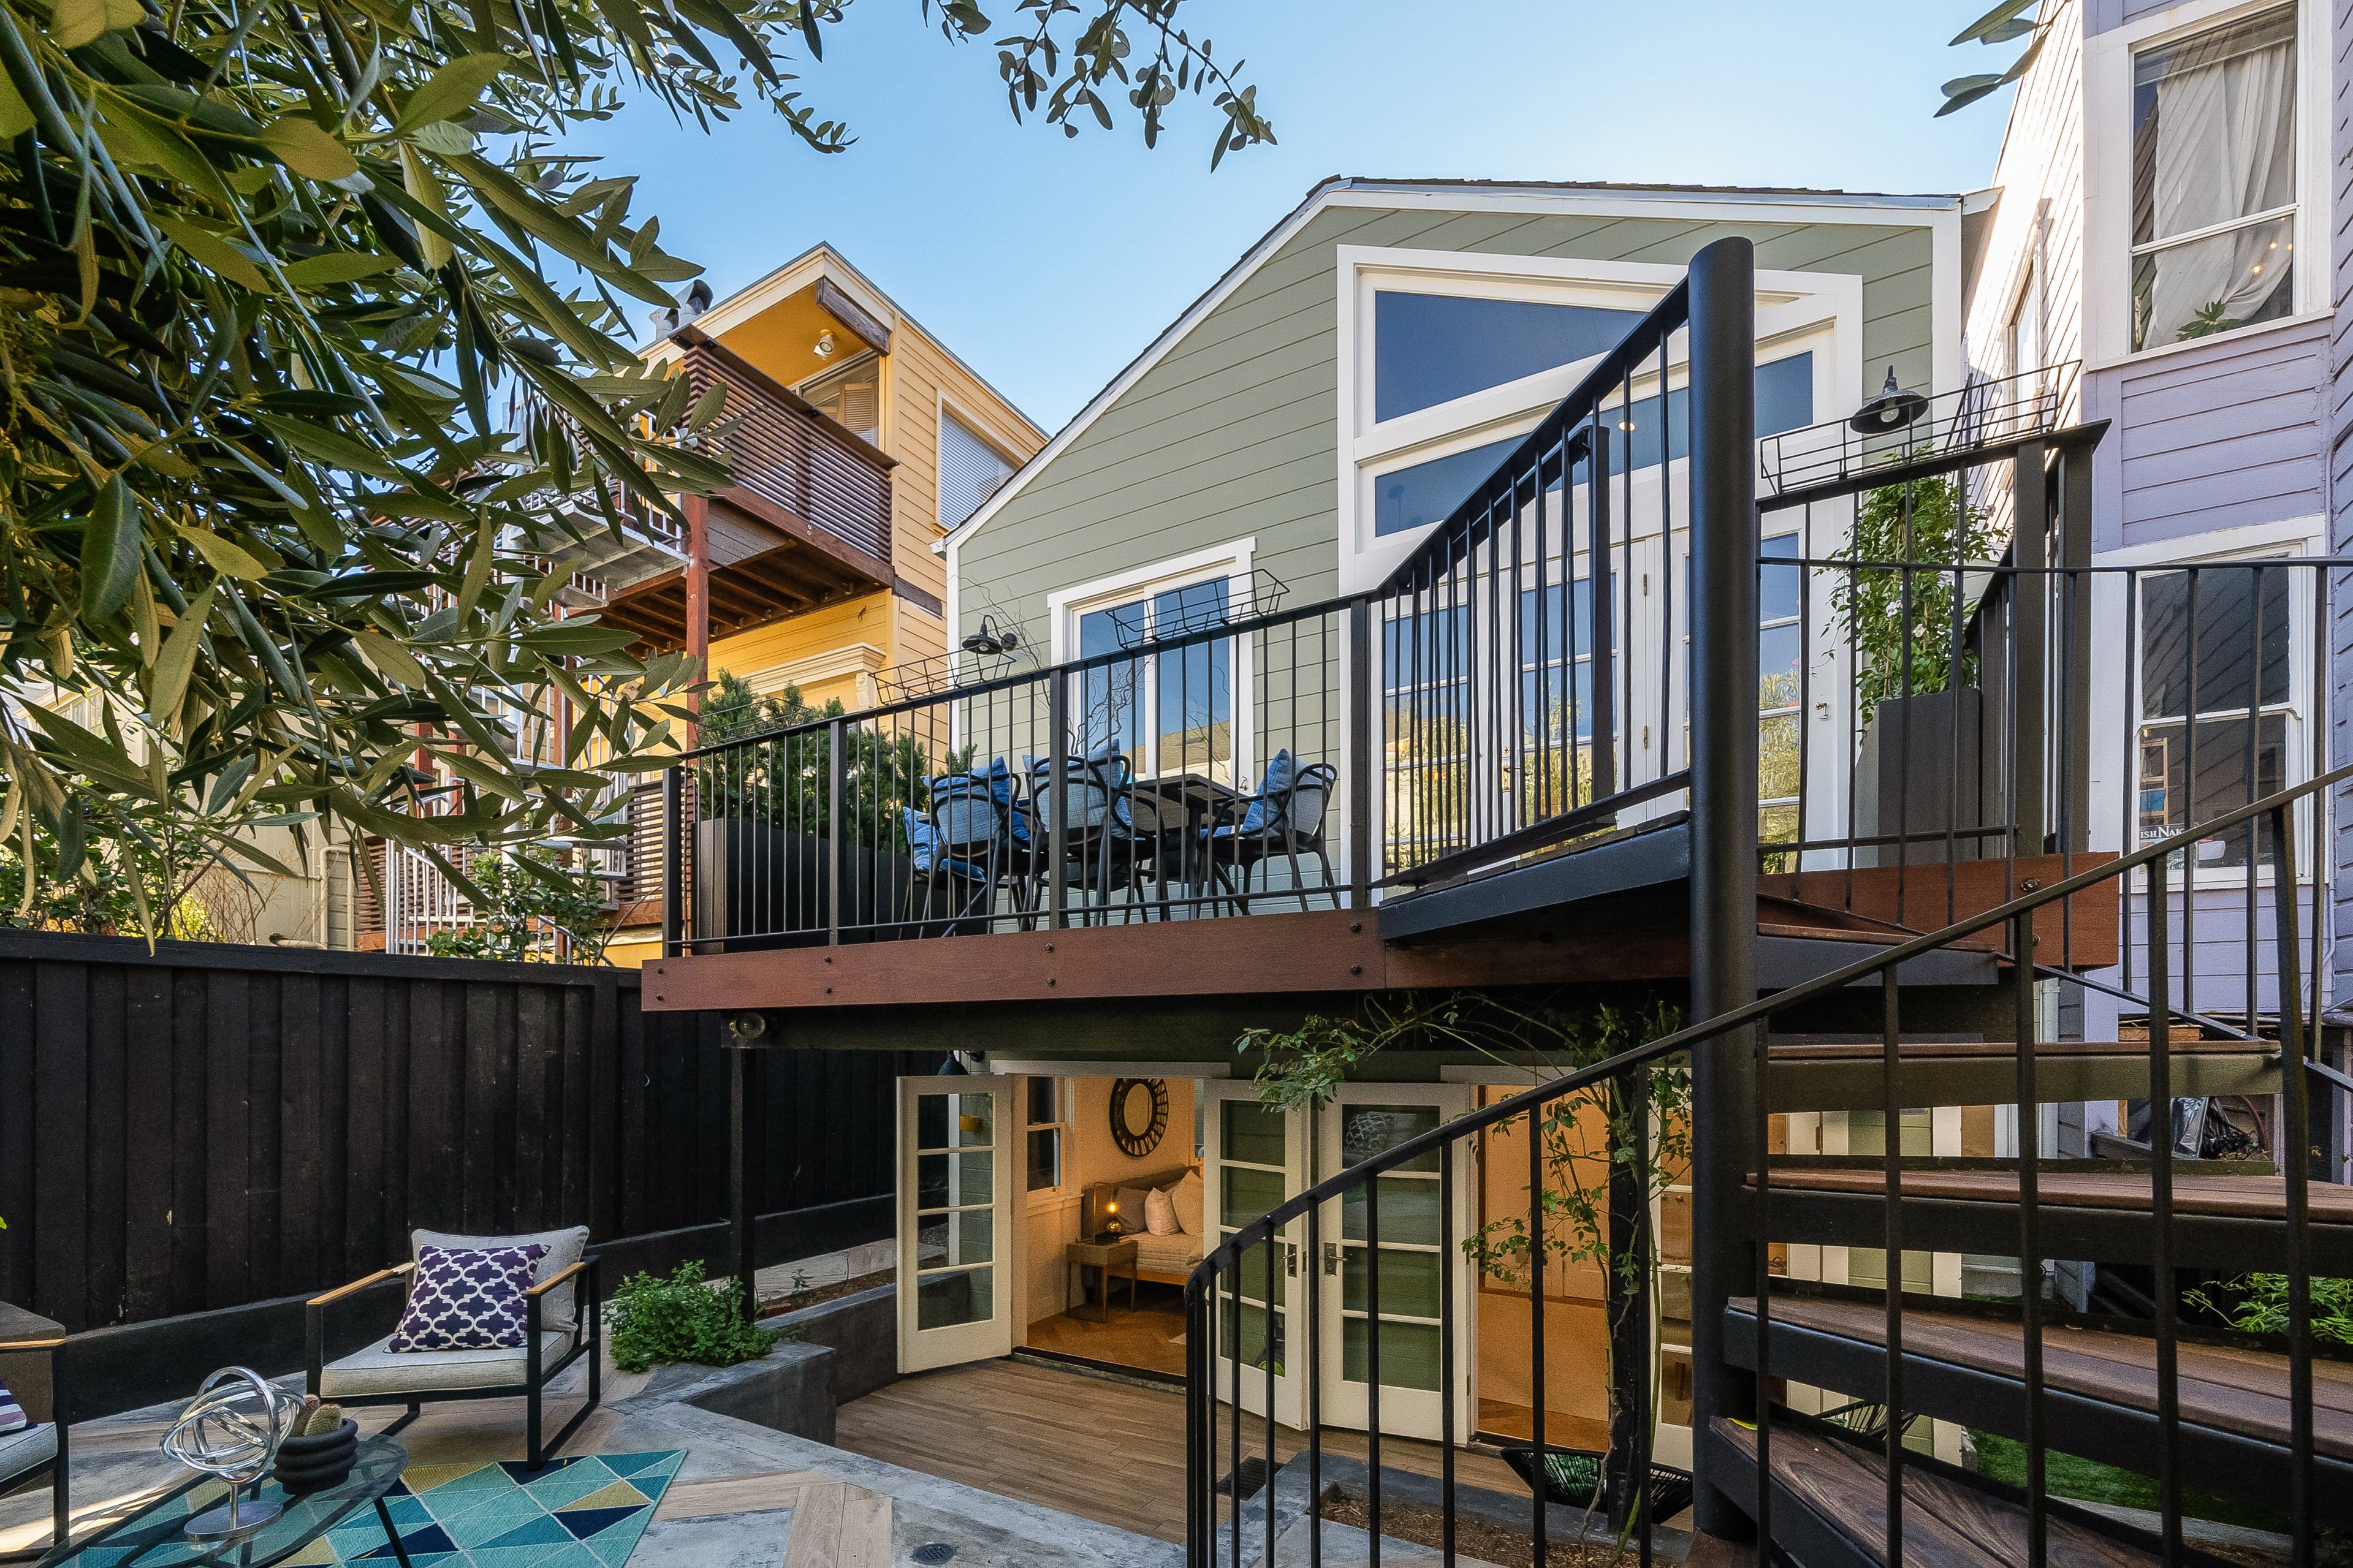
left=1184, top=757, right=2344, bottom=1568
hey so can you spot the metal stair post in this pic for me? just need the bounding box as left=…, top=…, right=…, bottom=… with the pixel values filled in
left=1684, top=235, right=1760, bottom=1539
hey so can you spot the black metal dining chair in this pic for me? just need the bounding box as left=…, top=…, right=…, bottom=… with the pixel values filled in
left=1026, top=747, right=1162, bottom=923
left=1199, top=751, right=1341, bottom=913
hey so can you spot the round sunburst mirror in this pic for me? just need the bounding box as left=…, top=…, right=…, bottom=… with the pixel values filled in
left=1108, top=1078, right=1169, bottom=1159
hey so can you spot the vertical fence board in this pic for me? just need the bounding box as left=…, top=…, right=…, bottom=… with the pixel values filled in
left=32, top=963, right=89, bottom=1330
left=319, top=975, right=350, bottom=1286
left=122, top=966, right=174, bottom=1321
left=83, top=964, right=126, bottom=1328
left=169, top=969, right=209, bottom=1315
left=344, top=975, right=386, bottom=1275
left=514, top=986, right=552, bottom=1234
left=203, top=970, right=250, bottom=1312
left=245, top=974, right=283, bottom=1303
left=0, top=963, right=32, bottom=1306
left=279, top=971, right=322, bottom=1295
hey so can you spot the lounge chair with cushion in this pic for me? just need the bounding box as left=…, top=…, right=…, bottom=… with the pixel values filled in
left=306, top=1226, right=601, bottom=1470
left=0, top=1324, right=67, bottom=1564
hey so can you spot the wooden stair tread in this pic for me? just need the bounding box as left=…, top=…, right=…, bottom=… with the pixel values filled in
left=1768, top=1040, right=2268, bottom=1061
left=1712, top=1415, right=2150, bottom=1568
left=1757, top=1167, right=2353, bottom=1222
left=1729, top=1294, right=2353, bottom=1453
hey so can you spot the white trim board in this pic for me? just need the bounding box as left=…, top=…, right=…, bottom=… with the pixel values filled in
left=986, top=1059, right=1233, bottom=1078
left=1043, top=537, right=1259, bottom=662
left=938, top=178, right=1963, bottom=560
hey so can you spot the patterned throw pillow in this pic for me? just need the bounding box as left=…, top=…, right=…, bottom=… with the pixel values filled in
left=0, top=1379, right=25, bottom=1434
left=388, top=1244, right=546, bottom=1353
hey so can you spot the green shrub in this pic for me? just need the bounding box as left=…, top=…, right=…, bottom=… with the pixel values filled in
left=607, top=1260, right=783, bottom=1374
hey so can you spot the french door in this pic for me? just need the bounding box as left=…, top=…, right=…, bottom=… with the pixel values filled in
left=1202, top=1081, right=1306, bottom=1428
left=896, top=1076, right=1015, bottom=1372
left=1316, top=1083, right=1474, bottom=1439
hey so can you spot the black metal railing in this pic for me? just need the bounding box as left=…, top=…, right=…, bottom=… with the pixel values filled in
left=662, top=594, right=1367, bottom=949
left=1183, top=760, right=2340, bottom=1568
left=1371, top=275, right=1701, bottom=890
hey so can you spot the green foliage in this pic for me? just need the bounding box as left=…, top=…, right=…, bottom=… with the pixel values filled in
left=2177, top=300, right=2243, bottom=341
left=0, top=0, right=1268, bottom=911
left=1968, top=1430, right=2300, bottom=1538
left=0, top=793, right=235, bottom=937
left=1239, top=991, right=1691, bottom=1473
left=2185, top=1273, right=2353, bottom=1347
left=1831, top=474, right=2003, bottom=729
left=607, top=1258, right=783, bottom=1374
left=1939, top=0, right=2052, bottom=116
left=696, top=668, right=966, bottom=853
left=421, top=846, right=609, bottom=962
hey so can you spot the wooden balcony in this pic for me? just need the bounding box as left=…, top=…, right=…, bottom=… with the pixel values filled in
left=591, top=332, right=897, bottom=650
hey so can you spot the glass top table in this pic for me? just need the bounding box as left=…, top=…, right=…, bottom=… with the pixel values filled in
left=42, top=1436, right=411, bottom=1567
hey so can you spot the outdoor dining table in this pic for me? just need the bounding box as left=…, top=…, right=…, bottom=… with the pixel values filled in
left=1116, top=772, right=1242, bottom=915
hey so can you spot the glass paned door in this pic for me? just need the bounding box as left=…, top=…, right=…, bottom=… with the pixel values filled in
left=1203, top=1083, right=1304, bottom=1428
left=1319, top=1084, right=1473, bottom=1439
left=897, top=1077, right=1014, bottom=1372
left=1074, top=577, right=1239, bottom=784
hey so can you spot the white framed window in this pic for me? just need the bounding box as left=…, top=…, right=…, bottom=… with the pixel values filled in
left=2127, top=4, right=2298, bottom=351
left=1025, top=1076, right=1068, bottom=1195
left=799, top=350, right=882, bottom=445
left=2131, top=550, right=2308, bottom=877
left=2007, top=261, right=2040, bottom=384
left=938, top=408, right=1016, bottom=532
left=1048, top=540, right=1258, bottom=785
left=1334, top=246, right=1867, bottom=595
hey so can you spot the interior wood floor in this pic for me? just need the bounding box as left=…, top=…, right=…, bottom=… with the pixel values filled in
left=834, top=1357, right=1534, bottom=1545
left=1023, top=1287, right=1190, bottom=1378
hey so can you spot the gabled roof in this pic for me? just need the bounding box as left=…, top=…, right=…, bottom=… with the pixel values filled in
left=938, top=175, right=1961, bottom=556
left=655, top=241, right=1047, bottom=445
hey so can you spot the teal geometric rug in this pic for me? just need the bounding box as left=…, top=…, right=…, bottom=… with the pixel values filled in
left=309, top=1451, right=685, bottom=1566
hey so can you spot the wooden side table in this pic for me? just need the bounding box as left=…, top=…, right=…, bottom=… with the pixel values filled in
left=1065, top=1238, right=1139, bottom=1322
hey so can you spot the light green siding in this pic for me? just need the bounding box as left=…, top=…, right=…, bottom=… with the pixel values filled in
left=960, top=197, right=1942, bottom=643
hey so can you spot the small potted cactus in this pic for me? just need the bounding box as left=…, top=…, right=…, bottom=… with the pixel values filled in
left=272, top=1398, right=358, bottom=1496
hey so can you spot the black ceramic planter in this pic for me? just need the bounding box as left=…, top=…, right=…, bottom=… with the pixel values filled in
left=273, top=1420, right=359, bottom=1496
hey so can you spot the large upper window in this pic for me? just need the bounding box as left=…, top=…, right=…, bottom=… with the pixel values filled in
left=1367, top=354, right=1817, bottom=540
left=2130, top=6, right=2297, bottom=350
left=938, top=411, right=1014, bottom=531
left=1374, top=292, right=1646, bottom=422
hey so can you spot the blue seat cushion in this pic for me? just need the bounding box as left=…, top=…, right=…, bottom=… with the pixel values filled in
left=1235, top=749, right=1296, bottom=835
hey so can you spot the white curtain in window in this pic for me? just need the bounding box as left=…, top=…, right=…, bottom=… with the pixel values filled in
left=2146, top=28, right=2295, bottom=341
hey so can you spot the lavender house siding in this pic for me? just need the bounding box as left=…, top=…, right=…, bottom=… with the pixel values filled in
left=2322, top=0, right=2353, bottom=1053
left=2085, top=318, right=2332, bottom=551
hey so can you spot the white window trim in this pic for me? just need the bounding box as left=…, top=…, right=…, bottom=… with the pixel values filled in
left=2082, top=0, right=2324, bottom=365
left=1024, top=1075, right=1074, bottom=1206
left=1046, top=539, right=1259, bottom=662
left=935, top=390, right=1025, bottom=534
left=1332, top=246, right=1871, bottom=596
left=1045, top=539, right=1261, bottom=789
left=2085, top=513, right=2323, bottom=889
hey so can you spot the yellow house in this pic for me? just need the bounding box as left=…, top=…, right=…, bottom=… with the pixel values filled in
left=585, top=244, right=1046, bottom=964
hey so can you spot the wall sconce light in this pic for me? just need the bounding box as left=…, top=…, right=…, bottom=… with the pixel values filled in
left=814, top=330, right=837, bottom=359
left=960, top=616, right=1020, bottom=659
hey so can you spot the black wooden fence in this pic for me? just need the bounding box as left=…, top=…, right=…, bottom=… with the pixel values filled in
left=0, top=931, right=926, bottom=1413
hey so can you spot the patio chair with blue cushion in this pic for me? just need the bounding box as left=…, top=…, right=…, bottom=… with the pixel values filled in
left=916, top=760, right=1033, bottom=933
left=1026, top=744, right=1164, bottom=923
left=1199, top=749, right=1341, bottom=913
left=0, top=1328, right=69, bottom=1564
left=305, top=1225, right=600, bottom=1471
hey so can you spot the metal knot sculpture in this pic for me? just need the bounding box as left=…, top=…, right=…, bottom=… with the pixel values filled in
left=162, top=1367, right=298, bottom=1540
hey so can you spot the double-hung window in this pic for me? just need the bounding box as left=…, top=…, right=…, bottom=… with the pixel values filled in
left=2129, top=6, right=2298, bottom=350
left=1026, top=1077, right=1067, bottom=1194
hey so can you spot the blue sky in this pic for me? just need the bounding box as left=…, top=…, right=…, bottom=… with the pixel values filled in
left=560, top=1, right=2015, bottom=431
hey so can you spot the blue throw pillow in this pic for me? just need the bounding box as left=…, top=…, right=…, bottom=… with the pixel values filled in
left=0, top=1379, right=25, bottom=1434
left=1238, top=749, right=1297, bottom=835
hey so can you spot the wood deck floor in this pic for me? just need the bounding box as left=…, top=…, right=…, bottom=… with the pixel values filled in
left=832, top=1357, right=1530, bottom=1545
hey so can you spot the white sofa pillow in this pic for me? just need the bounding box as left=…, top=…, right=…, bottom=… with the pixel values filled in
left=1171, top=1170, right=1205, bottom=1236
left=1144, top=1186, right=1181, bottom=1237
left=413, top=1226, right=589, bottom=1331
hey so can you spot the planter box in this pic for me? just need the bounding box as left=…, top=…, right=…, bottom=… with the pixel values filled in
left=758, top=1283, right=896, bottom=1405
left=641, top=1340, right=840, bottom=1445
left=1853, top=688, right=1995, bottom=867
left=693, top=820, right=978, bottom=949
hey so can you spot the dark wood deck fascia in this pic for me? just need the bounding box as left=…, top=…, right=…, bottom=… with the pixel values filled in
left=642, top=900, right=1699, bottom=1013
